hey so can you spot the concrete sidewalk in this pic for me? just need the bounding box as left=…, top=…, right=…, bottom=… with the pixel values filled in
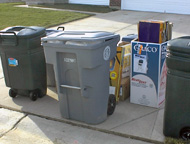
left=0, top=9, right=190, bottom=144
left=0, top=108, right=153, bottom=144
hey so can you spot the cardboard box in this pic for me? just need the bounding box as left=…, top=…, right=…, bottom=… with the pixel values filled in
left=109, top=43, right=131, bottom=102
left=130, top=40, right=167, bottom=108
left=122, top=45, right=131, bottom=78
left=119, top=77, right=130, bottom=101
left=138, top=20, right=169, bottom=43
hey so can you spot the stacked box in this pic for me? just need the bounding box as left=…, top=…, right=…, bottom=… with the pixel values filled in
left=109, top=43, right=131, bottom=102
left=138, top=20, right=171, bottom=43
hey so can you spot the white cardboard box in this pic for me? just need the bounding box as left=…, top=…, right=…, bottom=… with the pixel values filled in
left=130, top=41, right=167, bottom=108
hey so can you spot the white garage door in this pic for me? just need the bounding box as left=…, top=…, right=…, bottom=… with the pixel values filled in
left=121, top=0, right=190, bottom=15
left=69, top=0, right=109, bottom=6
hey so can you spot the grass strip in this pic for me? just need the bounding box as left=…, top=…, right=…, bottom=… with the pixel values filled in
left=0, top=3, right=91, bottom=30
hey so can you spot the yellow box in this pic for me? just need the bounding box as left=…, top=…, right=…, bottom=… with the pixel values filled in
left=109, top=43, right=131, bottom=102
left=122, top=44, right=131, bottom=78
left=119, top=77, right=130, bottom=101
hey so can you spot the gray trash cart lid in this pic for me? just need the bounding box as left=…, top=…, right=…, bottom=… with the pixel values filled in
left=42, top=31, right=118, bottom=42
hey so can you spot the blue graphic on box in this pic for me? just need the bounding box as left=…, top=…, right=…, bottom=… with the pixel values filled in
left=132, top=42, right=160, bottom=93
left=8, top=58, right=18, bottom=66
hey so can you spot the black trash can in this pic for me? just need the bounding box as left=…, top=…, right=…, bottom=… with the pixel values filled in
left=0, top=26, right=47, bottom=101
left=163, top=36, right=190, bottom=140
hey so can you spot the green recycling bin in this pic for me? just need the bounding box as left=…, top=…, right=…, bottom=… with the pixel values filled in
left=163, top=36, right=190, bottom=140
left=0, top=26, right=47, bottom=101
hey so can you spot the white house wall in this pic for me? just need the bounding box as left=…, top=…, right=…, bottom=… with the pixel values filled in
left=121, top=0, right=190, bottom=15
left=69, top=0, right=109, bottom=6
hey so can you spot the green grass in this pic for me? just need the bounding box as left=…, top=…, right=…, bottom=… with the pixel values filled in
left=0, top=3, right=91, bottom=30
left=165, top=137, right=190, bottom=144
left=34, top=3, right=118, bottom=13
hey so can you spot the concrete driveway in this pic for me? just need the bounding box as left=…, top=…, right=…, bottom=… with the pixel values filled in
left=0, top=9, right=190, bottom=144
left=52, top=10, right=190, bottom=39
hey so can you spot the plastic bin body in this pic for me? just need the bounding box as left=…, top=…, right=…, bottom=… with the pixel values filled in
left=163, top=36, right=190, bottom=138
left=0, top=26, right=47, bottom=96
left=45, top=29, right=62, bottom=87
left=42, top=31, right=120, bottom=124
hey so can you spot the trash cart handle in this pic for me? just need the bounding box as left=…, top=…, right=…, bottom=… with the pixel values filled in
left=57, top=27, right=65, bottom=31
left=60, top=85, right=89, bottom=98
left=0, top=32, right=18, bottom=46
left=60, top=85, right=81, bottom=90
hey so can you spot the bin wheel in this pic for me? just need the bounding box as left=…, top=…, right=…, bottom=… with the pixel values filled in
left=38, top=93, right=44, bottom=98
left=36, top=90, right=43, bottom=98
left=180, top=127, right=190, bottom=140
left=29, top=91, right=38, bottom=101
left=9, top=89, right=17, bottom=98
left=107, top=94, right=116, bottom=116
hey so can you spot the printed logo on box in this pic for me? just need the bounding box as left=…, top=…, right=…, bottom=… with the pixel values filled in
left=131, top=77, right=148, bottom=88
left=134, top=44, right=158, bottom=53
left=110, top=71, right=117, bottom=80
left=8, top=58, right=18, bottom=67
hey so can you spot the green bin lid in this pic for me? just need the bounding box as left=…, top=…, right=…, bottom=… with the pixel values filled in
left=167, top=36, right=190, bottom=53
left=1, top=26, right=45, bottom=38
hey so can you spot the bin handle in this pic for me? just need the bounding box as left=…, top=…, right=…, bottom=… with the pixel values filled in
left=57, top=27, right=65, bottom=31
left=105, top=38, right=114, bottom=42
left=0, top=32, right=18, bottom=46
left=60, top=85, right=89, bottom=98
left=60, top=84, right=81, bottom=90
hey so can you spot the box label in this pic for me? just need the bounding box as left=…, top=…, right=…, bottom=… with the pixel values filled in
left=133, top=54, right=147, bottom=74
left=109, top=86, right=116, bottom=95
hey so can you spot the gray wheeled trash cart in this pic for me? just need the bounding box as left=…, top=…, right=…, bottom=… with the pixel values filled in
left=42, top=31, right=120, bottom=124
left=0, top=26, right=47, bottom=101
left=164, top=36, right=190, bottom=140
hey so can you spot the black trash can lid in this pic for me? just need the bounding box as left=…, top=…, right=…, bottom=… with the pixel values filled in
left=167, top=36, right=190, bottom=53
left=1, top=26, right=45, bottom=38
